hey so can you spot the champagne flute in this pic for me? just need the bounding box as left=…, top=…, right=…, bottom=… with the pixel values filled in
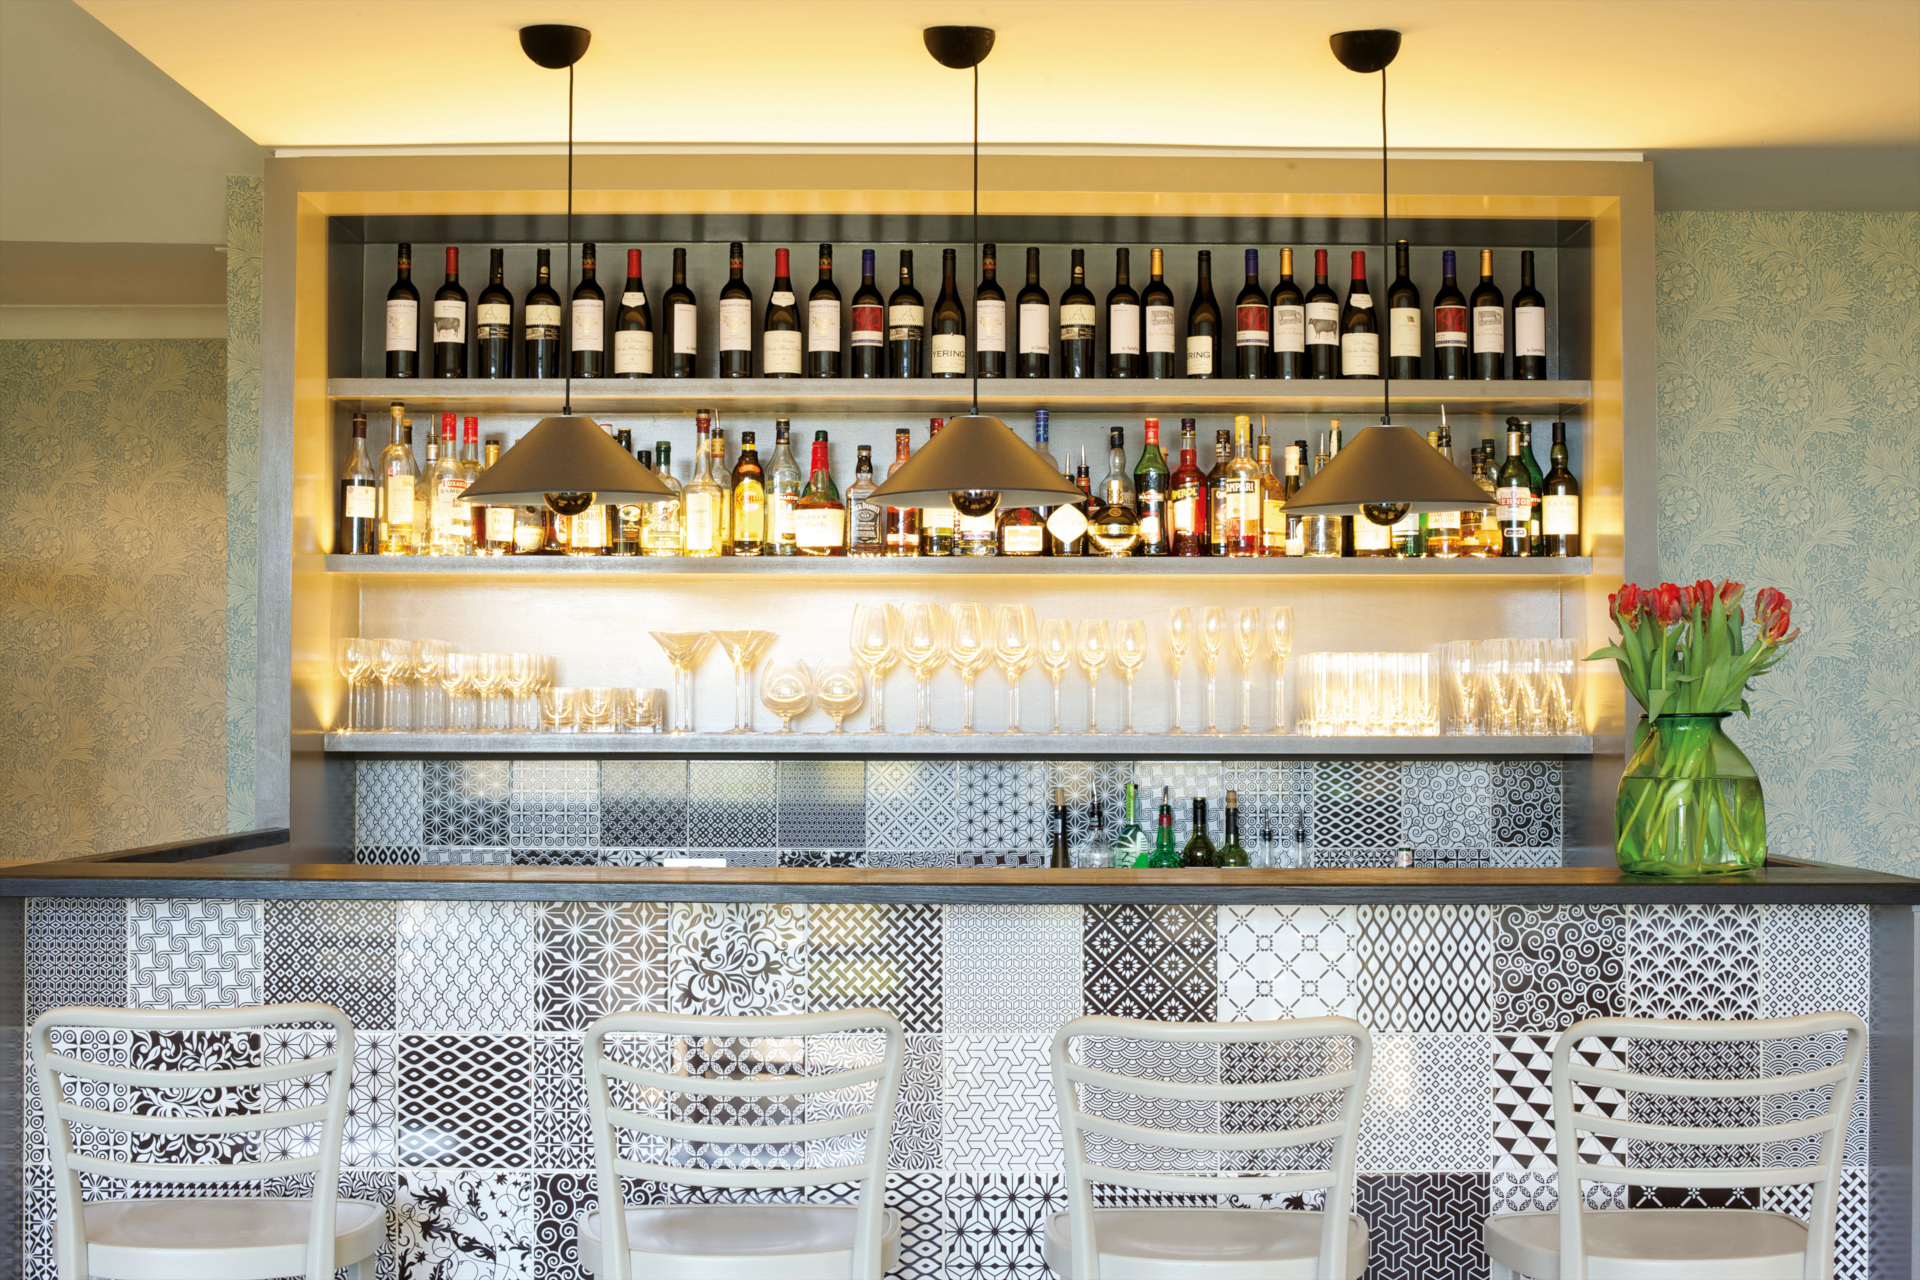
left=1164, top=607, right=1191, bottom=734
left=898, top=603, right=948, bottom=735
left=1113, top=619, right=1147, bottom=735
left=649, top=631, right=714, bottom=733
left=1038, top=619, right=1075, bottom=735
left=710, top=629, right=777, bottom=733
left=475, top=653, right=510, bottom=732
left=992, top=603, right=1037, bottom=734
left=1232, top=608, right=1261, bottom=734
left=759, top=658, right=814, bottom=732
left=1266, top=606, right=1295, bottom=734
left=946, top=603, right=992, bottom=735
left=437, top=651, right=469, bottom=732
left=814, top=661, right=865, bottom=733
left=335, top=637, right=374, bottom=733
left=1440, top=640, right=1481, bottom=735
left=849, top=604, right=902, bottom=735
left=409, top=639, right=445, bottom=732
left=504, top=653, right=539, bottom=732
left=374, top=638, right=410, bottom=732
left=1199, top=606, right=1227, bottom=736
left=1076, top=619, right=1110, bottom=735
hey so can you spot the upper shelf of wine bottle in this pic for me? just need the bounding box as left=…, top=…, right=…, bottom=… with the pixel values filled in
left=316, top=553, right=1593, bottom=578
left=325, top=377, right=1593, bottom=416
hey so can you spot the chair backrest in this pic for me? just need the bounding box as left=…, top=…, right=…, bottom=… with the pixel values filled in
left=31, top=1002, right=357, bottom=1280
left=582, top=1007, right=906, bottom=1280
left=1051, top=1014, right=1372, bottom=1280
left=1552, top=1012, right=1867, bottom=1280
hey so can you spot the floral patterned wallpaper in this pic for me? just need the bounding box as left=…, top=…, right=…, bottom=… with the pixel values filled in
left=1656, top=212, right=1920, bottom=876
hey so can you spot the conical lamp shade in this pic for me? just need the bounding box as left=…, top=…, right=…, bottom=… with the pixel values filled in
left=1284, top=423, right=1492, bottom=515
left=867, top=414, right=1084, bottom=508
left=461, top=415, right=677, bottom=506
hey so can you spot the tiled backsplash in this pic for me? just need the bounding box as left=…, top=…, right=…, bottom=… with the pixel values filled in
left=352, top=757, right=1564, bottom=869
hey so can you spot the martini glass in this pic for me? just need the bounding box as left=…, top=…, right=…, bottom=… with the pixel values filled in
left=1164, top=607, right=1191, bottom=735
left=993, top=603, right=1037, bottom=734
left=898, top=603, right=948, bottom=735
left=1038, top=619, right=1074, bottom=734
left=849, top=603, right=902, bottom=734
left=650, top=631, right=714, bottom=733
left=1199, top=607, right=1226, bottom=736
left=1267, top=606, right=1295, bottom=733
left=710, top=629, right=776, bottom=733
left=1232, top=608, right=1261, bottom=734
left=1113, top=619, right=1146, bottom=734
left=946, top=603, right=992, bottom=735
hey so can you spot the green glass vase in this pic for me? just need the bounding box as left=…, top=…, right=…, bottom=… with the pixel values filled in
left=1615, top=713, right=1767, bottom=875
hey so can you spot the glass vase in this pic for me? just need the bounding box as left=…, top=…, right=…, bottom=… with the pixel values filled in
left=1615, top=713, right=1767, bottom=875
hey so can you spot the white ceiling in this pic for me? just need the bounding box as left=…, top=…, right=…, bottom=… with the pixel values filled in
left=74, top=0, right=1920, bottom=153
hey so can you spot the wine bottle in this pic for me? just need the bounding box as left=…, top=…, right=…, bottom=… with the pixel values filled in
left=1050, top=788, right=1072, bottom=869
left=885, top=428, right=920, bottom=557
left=1472, top=248, right=1505, bottom=379
left=1271, top=247, right=1305, bottom=379
left=433, top=247, right=467, bottom=378
left=1432, top=250, right=1468, bottom=379
left=1106, top=248, right=1141, bottom=378
left=385, top=243, right=419, bottom=378
left=377, top=406, right=419, bottom=555
left=1059, top=248, right=1097, bottom=378
left=338, top=412, right=378, bottom=554
left=1169, top=418, right=1207, bottom=557
left=524, top=250, right=561, bottom=379
left=1283, top=442, right=1306, bottom=556
left=887, top=251, right=926, bottom=378
left=476, top=248, right=514, bottom=378
left=794, top=430, right=846, bottom=557
left=848, top=445, right=884, bottom=556
left=807, top=244, right=841, bottom=378
left=930, top=247, right=966, bottom=378
left=613, top=249, right=652, bottom=378
left=730, top=430, right=765, bottom=556
left=1113, top=783, right=1154, bottom=868
left=1513, top=250, right=1547, bottom=380
left=1016, top=247, right=1049, bottom=377
left=975, top=244, right=1006, bottom=378
left=680, top=415, right=724, bottom=558
left=1515, top=418, right=1546, bottom=554
left=1218, top=791, right=1250, bottom=867
left=1541, top=421, right=1580, bottom=556
left=1133, top=417, right=1170, bottom=556
left=710, top=427, right=735, bottom=556
left=1340, top=251, right=1379, bottom=379
left=718, top=242, right=753, bottom=378
left=1387, top=239, right=1420, bottom=380
left=612, top=432, right=643, bottom=555
left=1495, top=426, right=1531, bottom=556
left=850, top=250, right=884, bottom=378
left=1181, top=797, right=1218, bottom=867
left=1186, top=250, right=1220, bottom=378
left=478, top=440, right=513, bottom=556
left=1305, top=249, right=1340, bottom=378
left=765, top=419, right=801, bottom=556
left=762, top=248, right=802, bottom=379
left=569, top=242, right=604, bottom=379
left=1233, top=248, right=1269, bottom=378
left=662, top=247, right=698, bottom=378
left=1142, top=247, right=1177, bottom=378
left=1147, top=788, right=1181, bottom=867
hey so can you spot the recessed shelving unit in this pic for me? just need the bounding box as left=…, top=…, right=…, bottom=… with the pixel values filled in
left=317, top=553, right=1593, bottom=578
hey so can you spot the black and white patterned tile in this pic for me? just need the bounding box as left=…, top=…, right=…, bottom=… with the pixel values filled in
left=396, top=900, right=535, bottom=1032
left=1218, top=905, right=1360, bottom=1021
left=598, top=758, right=689, bottom=847
left=946, top=1172, right=1065, bottom=1280
left=600, top=846, right=670, bottom=867
left=1138, top=760, right=1227, bottom=844
left=803, top=1032, right=886, bottom=1171
left=1217, top=1035, right=1353, bottom=1174
left=944, top=1037, right=1059, bottom=1173
left=1360, top=1034, right=1488, bottom=1174
left=668, top=901, right=807, bottom=1016
left=1398, top=760, right=1492, bottom=849
left=1761, top=1166, right=1870, bottom=1280
left=31, top=1026, right=131, bottom=1166
left=1084, top=904, right=1217, bottom=1022
left=1491, top=1033, right=1628, bottom=1174
left=1485, top=845, right=1563, bottom=869
left=943, top=905, right=1084, bottom=1035
left=1626, top=903, right=1761, bottom=1020
left=129, top=899, right=262, bottom=1009
left=687, top=760, right=778, bottom=848
left=535, top=901, right=667, bottom=1033
left=532, top=1034, right=590, bottom=1171
left=397, top=1034, right=533, bottom=1168
left=1074, top=1035, right=1219, bottom=1172
left=1354, top=905, right=1492, bottom=1034
left=1625, top=1034, right=1763, bottom=1170
left=1312, top=759, right=1402, bottom=852
left=1313, top=847, right=1400, bottom=869
left=126, top=1028, right=263, bottom=1166
left=261, top=1026, right=396, bottom=1170
left=1763, top=1031, right=1870, bottom=1168
left=354, top=843, right=422, bottom=865
left=1492, top=760, right=1561, bottom=847
left=263, top=899, right=397, bottom=1027
left=356, top=758, right=424, bottom=848
left=865, top=760, right=960, bottom=863
left=422, top=845, right=512, bottom=865
left=959, top=760, right=1047, bottom=855
left=25, top=897, right=126, bottom=1021
left=509, top=760, right=599, bottom=849
left=423, top=758, right=510, bottom=847
left=1491, top=904, right=1624, bottom=1033
left=670, top=1034, right=807, bottom=1170
left=1352, top=1172, right=1489, bottom=1280
left=888, top=1170, right=949, bottom=1280
left=1488, top=1168, right=1627, bottom=1216
left=394, top=1169, right=534, bottom=1280
left=894, top=1033, right=944, bottom=1173
left=507, top=847, right=594, bottom=867
left=1761, top=903, right=1870, bottom=1020
left=777, top=759, right=867, bottom=848
left=808, top=902, right=941, bottom=1033
left=780, top=848, right=866, bottom=867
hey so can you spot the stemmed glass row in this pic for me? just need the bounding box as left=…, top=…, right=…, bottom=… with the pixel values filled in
left=1164, top=606, right=1295, bottom=735
left=334, top=639, right=552, bottom=733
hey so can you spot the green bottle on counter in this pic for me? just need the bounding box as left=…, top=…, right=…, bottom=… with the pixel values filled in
left=1181, top=797, right=1219, bottom=868
left=1114, top=782, right=1154, bottom=868
left=1146, top=787, right=1182, bottom=868
left=1218, top=790, right=1251, bottom=867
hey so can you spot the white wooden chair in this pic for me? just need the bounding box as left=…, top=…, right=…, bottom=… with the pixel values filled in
left=1485, top=1011, right=1868, bottom=1280
left=1047, top=1014, right=1373, bottom=1279
left=31, top=1002, right=382, bottom=1280
left=579, top=1008, right=905, bottom=1280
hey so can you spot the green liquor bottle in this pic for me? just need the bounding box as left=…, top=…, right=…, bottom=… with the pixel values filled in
left=1218, top=790, right=1251, bottom=867
left=1114, top=782, right=1154, bottom=868
left=1133, top=418, right=1171, bottom=556
left=1146, top=787, right=1182, bottom=868
left=1181, top=797, right=1219, bottom=868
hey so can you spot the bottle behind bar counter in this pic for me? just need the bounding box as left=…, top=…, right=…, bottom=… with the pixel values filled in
left=477, top=248, right=514, bottom=378
left=385, top=243, right=418, bottom=378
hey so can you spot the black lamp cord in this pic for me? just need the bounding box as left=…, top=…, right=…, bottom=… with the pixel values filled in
left=970, top=62, right=980, bottom=417
left=1380, top=66, right=1390, bottom=427
left=563, top=62, right=575, bottom=417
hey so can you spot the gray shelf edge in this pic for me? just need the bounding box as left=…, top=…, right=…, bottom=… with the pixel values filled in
left=314, top=553, right=1594, bottom=578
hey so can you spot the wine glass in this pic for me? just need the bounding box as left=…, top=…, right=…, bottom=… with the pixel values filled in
left=649, top=631, right=714, bottom=733
left=945, top=603, right=992, bottom=735
left=1113, top=619, right=1147, bottom=735
left=474, top=653, right=509, bottom=732
left=374, top=638, right=410, bottom=732
left=1232, top=608, right=1261, bottom=735
left=335, top=637, right=374, bottom=733
left=1164, top=607, right=1191, bottom=734
left=409, top=639, right=445, bottom=732
left=1266, top=606, right=1295, bottom=734
left=814, top=661, right=865, bottom=733
left=759, top=659, right=814, bottom=732
left=992, top=603, right=1037, bottom=734
left=849, top=604, right=902, bottom=735
left=1199, top=607, right=1227, bottom=736
left=504, top=653, right=540, bottom=732
left=1076, top=619, right=1110, bottom=735
left=1038, top=619, right=1075, bottom=734
left=898, top=603, right=948, bottom=735
left=710, top=629, right=776, bottom=733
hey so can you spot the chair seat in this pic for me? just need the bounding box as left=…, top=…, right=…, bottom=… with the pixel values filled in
left=82, top=1197, right=384, bottom=1280
left=580, top=1205, right=900, bottom=1279
left=1043, top=1208, right=1370, bottom=1279
left=1485, top=1208, right=1812, bottom=1279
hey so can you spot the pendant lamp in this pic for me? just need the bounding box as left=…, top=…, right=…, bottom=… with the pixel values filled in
left=1284, top=30, right=1490, bottom=521
left=866, top=27, right=1085, bottom=516
left=461, top=24, right=676, bottom=514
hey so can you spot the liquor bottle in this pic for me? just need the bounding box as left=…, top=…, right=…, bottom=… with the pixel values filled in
left=433, top=248, right=468, bottom=377
left=753, top=421, right=794, bottom=556
left=975, top=244, right=1006, bottom=378
left=730, top=430, right=766, bottom=556
left=850, top=250, right=885, bottom=377
left=1222, top=415, right=1263, bottom=556
left=1186, top=250, right=1221, bottom=378
left=1474, top=436, right=1503, bottom=556
left=1049, top=788, right=1071, bottom=869
left=1472, top=249, right=1505, bottom=379
left=377, top=405, right=419, bottom=554
left=1113, top=783, right=1153, bottom=868
left=1391, top=447, right=1424, bottom=558
left=642, top=441, right=682, bottom=556
left=762, top=248, right=802, bottom=379
left=956, top=473, right=999, bottom=557
left=1106, top=248, right=1141, bottom=378
left=460, top=416, right=484, bottom=551
left=1456, top=446, right=1486, bottom=557
left=1283, top=442, right=1307, bottom=556
left=1257, top=433, right=1286, bottom=556
left=1218, top=791, right=1251, bottom=867
left=1199, top=428, right=1230, bottom=555
left=1432, top=250, right=1468, bottom=379
left=1059, top=248, right=1097, bottom=378
left=1353, top=505, right=1392, bottom=557
left=1305, top=249, right=1341, bottom=378
left=385, top=244, right=419, bottom=378
left=1133, top=417, right=1170, bottom=556
left=930, top=248, right=967, bottom=378
left=997, top=410, right=1053, bottom=557
left=718, top=242, right=753, bottom=377
left=887, top=251, right=925, bottom=378
left=1301, top=427, right=1344, bottom=557
left=1387, top=239, right=1421, bottom=380
left=1542, top=422, right=1581, bottom=556
left=1181, top=797, right=1219, bottom=867
left=476, top=248, right=514, bottom=378
left=709, top=428, right=734, bottom=555
left=612, top=249, right=651, bottom=378
left=807, top=244, right=841, bottom=378
left=681, top=417, right=724, bottom=558
left=1234, top=249, right=1270, bottom=378
left=663, top=248, right=698, bottom=378
left=1088, top=426, right=1142, bottom=557
left=919, top=418, right=956, bottom=556
left=478, top=441, right=514, bottom=555
left=569, top=242, right=604, bottom=378
left=847, top=444, right=884, bottom=556
left=525, top=249, right=562, bottom=378
left=1272, top=247, right=1305, bottom=379
left=338, top=412, right=378, bottom=553
left=794, top=431, right=846, bottom=556
left=885, top=428, right=920, bottom=556
left=1147, top=788, right=1181, bottom=868
left=1515, top=418, right=1547, bottom=554
left=1340, top=251, right=1379, bottom=379
left=1513, top=250, right=1547, bottom=379
left=1169, top=419, right=1208, bottom=557
left=414, top=418, right=439, bottom=547
left=1047, top=455, right=1091, bottom=556
left=1016, top=247, right=1050, bottom=377
left=1422, top=419, right=1461, bottom=558
left=611, top=432, right=644, bottom=556
left=1495, top=426, right=1532, bottom=556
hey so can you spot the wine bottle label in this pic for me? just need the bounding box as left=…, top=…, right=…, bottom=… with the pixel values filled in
left=343, top=485, right=377, bottom=519
left=888, top=304, right=925, bottom=331
left=763, top=330, right=802, bottom=374
left=485, top=506, right=515, bottom=540
left=526, top=303, right=562, bottom=341
left=515, top=521, right=546, bottom=553
left=673, top=303, right=699, bottom=355
left=1473, top=306, right=1505, bottom=353
left=735, top=485, right=765, bottom=531
left=1342, top=333, right=1380, bottom=376
left=851, top=304, right=884, bottom=347
left=807, top=299, right=840, bottom=352
left=1145, top=304, right=1177, bottom=353
left=1515, top=306, right=1547, bottom=358
left=1002, top=524, right=1044, bottom=554
left=476, top=302, right=511, bottom=330
left=719, top=298, right=752, bottom=351
left=771, top=291, right=796, bottom=306
left=1348, top=293, right=1372, bottom=310
left=614, top=329, right=654, bottom=373
left=923, top=505, right=955, bottom=533
left=1273, top=304, right=1305, bottom=353
left=1434, top=304, right=1468, bottom=349
left=1059, top=303, right=1097, bottom=343
left=957, top=512, right=996, bottom=542
left=1543, top=494, right=1579, bottom=535
left=1185, top=335, right=1213, bottom=376
left=571, top=299, right=604, bottom=348
left=1390, top=307, right=1420, bottom=357
left=622, top=291, right=645, bottom=308
left=1018, top=302, right=1049, bottom=355
left=383, top=476, right=415, bottom=525
left=1353, top=517, right=1390, bottom=550
left=794, top=507, right=845, bottom=548
left=976, top=299, right=1007, bottom=351
left=1496, top=485, right=1530, bottom=519
left=931, top=334, right=966, bottom=374
left=683, top=494, right=718, bottom=551
left=1305, top=300, right=1340, bottom=346
left=1109, top=302, right=1140, bottom=355
left=432, top=299, right=465, bottom=345
left=1236, top=303, right=1271, bottom=344
left=1427, top=510, right=1462, bottom=530
left=1045, top=504, right=1088, bottom=543
left=1390, top=508, right=1421, bottom=538
left=853, top=499, right=884, bottom=547
left=385, top=299, right=418, bottom=350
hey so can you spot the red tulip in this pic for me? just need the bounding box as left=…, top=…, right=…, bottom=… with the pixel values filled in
left=1611, top=583, right=1644, bottom=626
left=1651, top=582, right=1685, bottom=627
left=1720, top=580, right=1744, bottom=605
left=1755, top=587, right=1797, bottom=643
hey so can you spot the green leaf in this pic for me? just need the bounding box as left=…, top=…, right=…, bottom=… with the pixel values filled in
left=1739, top=698, right=1752, bottom=717
left=1586, top=646, right=1630, bottom=663
left=1645, top=687, right=1673, bottom=720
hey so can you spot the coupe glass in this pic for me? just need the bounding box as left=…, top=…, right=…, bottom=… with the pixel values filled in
left=992, top=603, right=1037, bottom=734
left=1037, top=618, right=1075, bottom=734
left=760, top=658, right=814, bottom=732
left=335, top=637, right=374, bottom=733
left=1076, top=620, right=1110, bottom=735
left=373, top=638, right=410, bottom=732
left=813, top=661, right=865, bottom=732
left=1266, top=606, right=1295, bottom=734
left=849, top=604, right=902, bottom=734
left=649, top=631, right=715, bottom=733
left=711, top=629, right=777, bottom=733
left=579, top=686, right=616, bottom=733
left=1440, top=640, right=1481, bottom=734
left=1113, top=619, right=1147, bottom=735
left=1232, top=609, right=1261, bottom=734
left=1165, top=607, right=1192, bottom=734
left=946, top=603, right=992, bottom=735
left=898, top=603, right=949, bottom=735
left=1199, top=607, right=1227, bottom=736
